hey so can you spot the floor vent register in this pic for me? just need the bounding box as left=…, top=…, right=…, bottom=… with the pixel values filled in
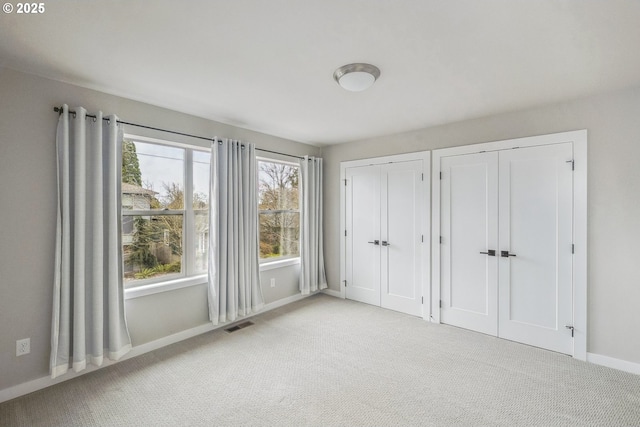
left=224, top=321, right=255, bottom=333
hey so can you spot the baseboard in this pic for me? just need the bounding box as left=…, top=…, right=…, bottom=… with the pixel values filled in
left=0, top=291, right=312, bottom=404
left=322, top=288, right=342, bottom=299
left=263, top=292, right=309, bottom=311
left=587, top=352, right=640, bottom=376
left=0, top=354, right=128, bottom=404
left=128, top=323, right=217, bottom=358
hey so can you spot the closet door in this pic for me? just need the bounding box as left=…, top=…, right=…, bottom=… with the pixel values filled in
left=345, top=165, right=381, bottom=306
left=440, top=152, right=499, bottom=335
left=380, top=161, right=423, bottom=316
left=344, top=159, right=425, bottom=316
left=498, top=143, right=574, bottom=354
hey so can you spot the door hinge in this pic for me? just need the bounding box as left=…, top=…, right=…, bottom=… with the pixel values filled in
left=421, top=296, right=424, bottom=304
left=344, top=179, right=347, bottom=186
left=572, top=244, right=575, bottom=254
left=440, top=236, right=443, bottom=244
left=421, top=235, right=424, bottom=243
left=439, top=171, right=442, bottom=180
left=439, top=299, right=442, bottom=308
left=421, top=173, right=424, bottom=181
left=344, top=230, right=347, bottom=237
left=566, top=159, right=574, bottom=170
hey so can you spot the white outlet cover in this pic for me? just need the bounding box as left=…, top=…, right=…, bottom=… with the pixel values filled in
left=16, top=338, right=30, bottom=356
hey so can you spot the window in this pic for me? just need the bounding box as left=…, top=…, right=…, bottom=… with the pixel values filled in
left=121, top=137, right=210, bottom=288
left=258, top=159, right=300, bottom=262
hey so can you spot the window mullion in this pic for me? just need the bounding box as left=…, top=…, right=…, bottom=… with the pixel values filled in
left=184, top=149, right=195, bottom=275
left=124, top=209, right=184, bottom=216
left=258, top=210, right=300, bottom=215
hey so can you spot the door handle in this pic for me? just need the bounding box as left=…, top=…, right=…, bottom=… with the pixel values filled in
left=501, top=250, right=517, bottom=258
left=367, top=240, right=380, bottom=245
left=480, top=250, right=496, bottom=256
left=381, top=241, right=390, bottom=246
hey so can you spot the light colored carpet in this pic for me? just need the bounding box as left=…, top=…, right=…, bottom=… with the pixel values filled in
left=1, top=294, right=639, bottom=426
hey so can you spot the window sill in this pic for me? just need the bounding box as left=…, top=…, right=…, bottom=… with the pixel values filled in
left=260, top=257, right=301, bottom=272
left=124, top=259, right=301, bottom=299
left=124, top=275, right=208, bottom=300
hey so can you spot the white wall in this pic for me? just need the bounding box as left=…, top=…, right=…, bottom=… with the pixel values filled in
left=0, top=68, right=319, bottom=392
left=322, top=85, right=640, bottom=366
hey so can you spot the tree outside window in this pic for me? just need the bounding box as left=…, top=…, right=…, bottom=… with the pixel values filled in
left=258, top=160, right=300, bottom=260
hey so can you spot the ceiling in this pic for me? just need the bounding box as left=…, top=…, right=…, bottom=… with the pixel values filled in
left=2, top=0, right=640, bottom=146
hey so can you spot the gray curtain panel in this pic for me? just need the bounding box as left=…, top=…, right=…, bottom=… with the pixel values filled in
left=51, top=105, right=131, bottom=379
left=208, top=139, right=264, bottom=325
left=299, top=156, right=327, bottom=294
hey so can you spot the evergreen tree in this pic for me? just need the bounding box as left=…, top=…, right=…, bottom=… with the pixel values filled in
left=122, top=140, right=142, bottom=186
left=128, top=221, right=159, bottom=270
left=121, top=139, right=158, bottom=271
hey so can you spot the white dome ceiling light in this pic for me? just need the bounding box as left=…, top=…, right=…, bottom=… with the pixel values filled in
left=333, top=63, right=381, bottom=92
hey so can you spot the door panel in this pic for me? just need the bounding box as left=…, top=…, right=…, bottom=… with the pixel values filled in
left=441, top=152, right=498, bottom=335
left=498, top=143, right=573, bottom=354
left=381, top=161, right=423, bottom=316
left=345, top=160, right=424, bottom=316
left=345, top=166, right=381, bottom=306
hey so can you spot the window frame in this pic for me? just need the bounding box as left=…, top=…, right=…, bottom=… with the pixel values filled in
left=121, top=134, right=210, bottom=295
left=257, top=156, right=301, bottom=265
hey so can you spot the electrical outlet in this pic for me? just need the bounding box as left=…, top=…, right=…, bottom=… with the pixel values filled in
left=270, top=278, right=276, bottom=288
left=16, top=338, right=30, bottom=357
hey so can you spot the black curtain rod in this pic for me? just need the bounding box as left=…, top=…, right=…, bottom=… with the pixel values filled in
left=53, top=106, right=307, bottom=160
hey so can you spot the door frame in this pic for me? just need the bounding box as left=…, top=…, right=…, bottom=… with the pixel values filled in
left=431, top=130, right=587, bottom=360
left=340, top=151, right=431, bottom=320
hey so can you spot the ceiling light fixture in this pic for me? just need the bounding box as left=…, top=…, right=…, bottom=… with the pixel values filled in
left=333, top=63, right=381, bottom=92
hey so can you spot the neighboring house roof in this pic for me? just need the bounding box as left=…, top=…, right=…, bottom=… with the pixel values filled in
left=121, top=182, right=157, bottom=196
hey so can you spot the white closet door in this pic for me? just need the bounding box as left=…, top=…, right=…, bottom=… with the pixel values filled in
left=380, top=161, right=423, bottom=316
left=345, top=165, right=381, bottom=306
left=498, top=143, right=574, bottom=354
left=440, top=152, right=499, bottom=335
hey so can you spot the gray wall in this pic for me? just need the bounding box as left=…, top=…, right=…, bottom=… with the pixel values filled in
left=0, top=68, right=319, bottom=391
left=322, top=86, right=640, bottom=365
left=3, top=64, right=640, bottom=393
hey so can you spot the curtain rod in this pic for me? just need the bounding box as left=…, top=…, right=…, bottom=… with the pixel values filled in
left=53, top=106, right=307, bottom=160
